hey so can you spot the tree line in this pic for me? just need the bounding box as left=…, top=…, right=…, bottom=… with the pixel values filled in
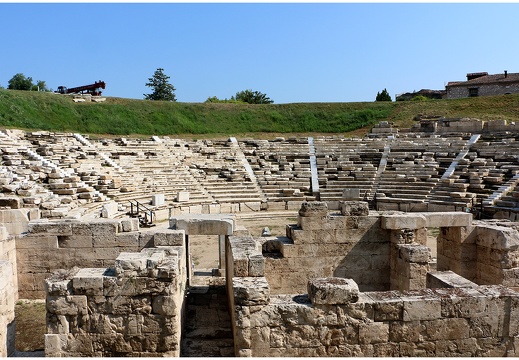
left=3, top=73, right=51, bottom=92
left=3, top=68, right=393, bottom=103
left=144, top=68, right=274, bottom=104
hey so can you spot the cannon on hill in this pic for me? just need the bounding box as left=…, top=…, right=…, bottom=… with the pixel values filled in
left=55, top=80, right=106, bottom=96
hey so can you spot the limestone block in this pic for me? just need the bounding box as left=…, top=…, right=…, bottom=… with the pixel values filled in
left=401, top=290, right=441, bottom=321
left=367, top=291, right=403, bottom=321
left=424, top=212, right=472, bottom=228
left=248, top=254, right=264, bottom=277
left=426, top=271, right=478, bottom=289
left=297, top=216, right=328, bottom=231
left=45, top=334, right=67, bottom=357
left=286, top=201, right=303, bottom=211
left=389, top=229, right=418, bottom=245
left=58, top=235, right=93, bottom=248
left=101, top=201, right=118, bottom=218
left=151, top=194, right=165, bottom=206
left=233, top=277, right=270, bottom=306
left=358, top=322, right=389, bottom=344
left=298, top=201, right=328, bottom=217
left=476, top=225, right=519, bottom=250
left=153, top=229, right=185, bottom=247
left=139, top=232, right=154, bottom=248
left=157, top=258, right=179, bottom=280
left=398, top=244, right=431, bottom=263
left=47, top=295, right=88, bottom=316
left=177, top=191, right=189, bottom=202
left=308, top=277, right=359, bottom=305
left=119, top=218, right=139, bottom=232
left=115, top=252, right=149, bottom=276
left=423, top=317, right=470, bottom=341
left=152, top=295, right=177, bottom=316
left=341, top=201, right=369, bottom=216
left=16, top=235, right=58, bottom=249
left=290, top=228, right=325, bottom=244
left=381, top=214, right=427, bottom=230
left=72, top=268, right=105, bottom=295
left=28, top=220, right=74, bottom=236
left=170, top=214, right=234, bottom=235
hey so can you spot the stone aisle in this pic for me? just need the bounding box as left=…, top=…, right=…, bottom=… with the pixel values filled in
left=180, top=275, right=234, bottom=357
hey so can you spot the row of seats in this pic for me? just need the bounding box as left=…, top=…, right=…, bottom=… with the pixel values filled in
left=1, top=130, right=518, bottom=218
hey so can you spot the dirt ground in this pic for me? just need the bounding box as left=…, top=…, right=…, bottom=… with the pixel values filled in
left=14, top=300, right=46, bottom=353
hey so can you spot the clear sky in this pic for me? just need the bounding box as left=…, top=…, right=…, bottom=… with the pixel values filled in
left=1, top=2, right=518, bottom=103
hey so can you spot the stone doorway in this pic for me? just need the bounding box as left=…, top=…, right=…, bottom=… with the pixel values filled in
left=169, top=214, right=235, bottom=357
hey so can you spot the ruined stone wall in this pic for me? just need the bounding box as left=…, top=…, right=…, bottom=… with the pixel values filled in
left=45, top=236, right=187, bottom=357
left=232, top=276, right=519, bottom=357
left=437, top=220, right=519, bottom=286
left=16, top=218, right=184, bottom=299
left=0, top=226, right=16, bottom=356
left=227, top=202, right=518, bottom=357
left=256, top=203, right=472, bottom=295
left=269, top=202, right=391, bottom=294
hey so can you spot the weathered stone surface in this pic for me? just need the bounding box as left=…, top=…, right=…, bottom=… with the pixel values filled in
left=298, top=201, right=328, bottom=217
left=424, top=212, right=472, bottom=228
left=308, top=277, right=359, bottom=305
left=399, top=244, right=431, bottom=263
left=340, top=201, right=369, bottom=216
left=234, top=277, right=270, bottom=306
left=381, top=214, right=427, bottom=230
left=170, top=214, right=234, bottom=235
left=153, top=229, right=185, bottom=247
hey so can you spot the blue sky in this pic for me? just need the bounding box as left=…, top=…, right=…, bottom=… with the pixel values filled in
left=1, top=2, right=518, bottom=103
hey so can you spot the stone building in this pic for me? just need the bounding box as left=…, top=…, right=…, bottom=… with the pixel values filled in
left=445, top=71, right=519, bottom=99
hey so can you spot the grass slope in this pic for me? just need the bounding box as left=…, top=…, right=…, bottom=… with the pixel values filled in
left=1, top=89, right=519, bottom=136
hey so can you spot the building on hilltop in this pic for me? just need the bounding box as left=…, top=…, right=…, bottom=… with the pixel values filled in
left=395, top=88, right=446, bottom=101
left=445, top=70, right=519, bottom=99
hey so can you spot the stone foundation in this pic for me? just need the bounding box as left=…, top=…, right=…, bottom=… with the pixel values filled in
left=45, top=243, right=186, bottom=356
left=227, top=201, right=519, bottom=357
left=232, top=277, right=519, bottom=357
left=8, top=201, right=519, bottom=357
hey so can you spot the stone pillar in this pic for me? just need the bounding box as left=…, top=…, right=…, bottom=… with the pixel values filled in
left=382, top=214, right=430, bottom=291
left=218, top=235, right=226, bottom=276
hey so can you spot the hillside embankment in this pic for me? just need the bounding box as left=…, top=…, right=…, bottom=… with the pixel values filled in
left=1, top=89, right=518, bottom=137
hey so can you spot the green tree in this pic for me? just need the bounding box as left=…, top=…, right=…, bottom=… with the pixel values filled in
left=34, top=80, right=50, bottom=92
left=375, top=88, right=392, bottom=102
left=144, top=68, right=176, bottom=101
left=234, top=89, right=273, bottom=104
left=8, top=73, right=34, bottom=91
left=205, top=96, right=243, bottom=104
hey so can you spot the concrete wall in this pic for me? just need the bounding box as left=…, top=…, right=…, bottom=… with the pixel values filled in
left=0, top=226, right=16, bottom=357
left=45, top=241, right=187, bottom=357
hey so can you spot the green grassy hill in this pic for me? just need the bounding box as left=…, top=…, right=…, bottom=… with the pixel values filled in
left=1, top=89, right=518, bottom=137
